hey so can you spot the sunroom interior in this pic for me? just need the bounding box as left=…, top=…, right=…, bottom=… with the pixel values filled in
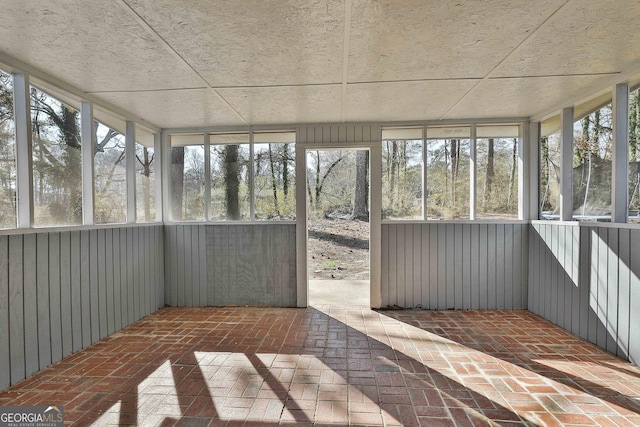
left=1, top=1, right=640, bottom=425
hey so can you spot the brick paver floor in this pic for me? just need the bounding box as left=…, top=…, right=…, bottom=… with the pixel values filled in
left=0, top=306, right=639, bottom=426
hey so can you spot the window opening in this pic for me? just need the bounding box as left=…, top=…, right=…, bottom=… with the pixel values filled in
left=30, top=86, right=82, bottom=226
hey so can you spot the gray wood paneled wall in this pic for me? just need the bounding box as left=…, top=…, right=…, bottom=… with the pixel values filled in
left=381, top=222, right=529, bottom=309
left=296, top=124, right=381, bottom=144
left=529, top=222, right=640, bottom=365
left=0, top=224, right=164, bottom=389
left=164, top=224, right=297, bottom=307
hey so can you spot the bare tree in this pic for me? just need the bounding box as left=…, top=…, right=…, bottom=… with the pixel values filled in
left=268, top=144, right=280, bottom=216
left=307, top=151, right=344, bottom=208
left=352, top=150, right=369, bottom=220
left=171, top=147, right=185, bottom=220
left=507, top=139, right=517, bottom=209
left=223, top=144, right=241, bottom=220
left=136, top=147, right=154, bottom=221
left=483, top=138, right=495, bottom=210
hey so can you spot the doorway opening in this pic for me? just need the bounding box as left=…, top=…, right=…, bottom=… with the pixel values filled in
left=306, top=149, right=370, bottom=306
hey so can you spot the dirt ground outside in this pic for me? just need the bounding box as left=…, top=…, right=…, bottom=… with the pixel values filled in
left=308, top=218, right=370, bottom=280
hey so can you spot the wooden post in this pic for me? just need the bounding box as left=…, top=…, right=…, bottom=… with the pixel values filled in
left=125, top=121, right=136, bottom=223
left=612, top=83, right=629, bottom=223
left=13, top=73, right=33, bottom=228
left=560, top=107, right=574, bottom=221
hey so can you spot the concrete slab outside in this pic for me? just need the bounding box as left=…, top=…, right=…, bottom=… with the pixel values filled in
left=309, top=279, right=370, bottom=306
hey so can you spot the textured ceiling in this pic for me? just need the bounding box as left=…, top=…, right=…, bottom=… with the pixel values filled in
left=0, top=0, right=639, bottom=129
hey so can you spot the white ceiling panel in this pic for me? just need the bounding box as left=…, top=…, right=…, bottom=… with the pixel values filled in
left=445, top=75, right=616, bottom=120
left=492, top=0, right=640, bottom=78
left=217, top=85, right=343, bottom=125
left=0, top=0, right=640, bottom=129
left=97, top=89, right=246, bottom=128
left=0, top=0, right=204, bottom=92
left=125, top=0, right=345, bottom=87
left=345, top=80, right=479, bottom=122
left=347, top=0, right=565, bottom=82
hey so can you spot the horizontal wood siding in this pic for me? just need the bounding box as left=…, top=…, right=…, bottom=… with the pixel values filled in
left=165, top=224, right=297, bottom=307
left=0, top=224, right=164, bottom=389
left=381, top=222, right=528, bottom=309
left=528, top=223, right=640, bottom=365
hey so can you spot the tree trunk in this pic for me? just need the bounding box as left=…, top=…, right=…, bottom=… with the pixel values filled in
left=171, top=147, right=185, bottom=220
left=389, top=141, right=397, bottom=209
left=540, top=137, right=550, bottom=212
left=268, top=144, right=280, bottom=216
left=631, top=91, right=639, bottom=161
left=282, top=143, right=289, bottom=199
left=450, top=139, right=458, bottom=206
left=484, top=138, right=495, bottom=210
left=60, top=107, right=82, bottom=223
left=142, top=148, right=151, bottom=221
left=507, top=139, right=517, bottom=209
left=579, top=116, right=591, bottom=163
left=223, top=144, right=240, bottom=220
left=352, top=150, right=369, bottom=220
left=593, top=110, right=601, bottom=157
left=315, top=151, right=321, bottom=208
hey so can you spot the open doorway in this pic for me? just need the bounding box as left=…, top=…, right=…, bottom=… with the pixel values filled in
left=306, top=149, right=370, bottom=306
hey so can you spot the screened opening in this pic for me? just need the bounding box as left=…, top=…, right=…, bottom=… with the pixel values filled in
left=476, top=126, right=519, bottom=219
left=136, top=127, right=156, bottom=223
left=426, top=126, right=470, bottom=220
left=210, top=133, right=250, bottom=221
left=30, top=86, right=82, bottom=227
left=572, top=103, right=612, bottom=221
left=540, top=116, right=561, bottom=220
left=170, top=134, right=205, bottom=221
left=253, top=132, right=295, bottom=220
left=630, top=87, right=640, bottom=223
left=381, top=127, right=423, bottom=220
left=94, top=120, right=126, bottom=224
left=0, top=69, right=16, bottom=229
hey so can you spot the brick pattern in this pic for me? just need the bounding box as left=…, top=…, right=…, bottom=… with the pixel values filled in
left=0, top=307, right=639, bottom=426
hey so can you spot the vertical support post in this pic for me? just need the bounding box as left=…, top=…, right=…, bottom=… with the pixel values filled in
left=528, top=122, right=540, bottom=220
left=612, top=83, right=630, bottom=223
left=125, top=121, right=136, bottom=223
left=161, top=132, right=172, bottom=222
left=518, top=123, right=528, bottom=220
left=81, top=101, right=95, bottom=225
left=295, top=144, right=307, bottom=307
left=154, top=133, right=163, bottom=222
left=560, top=107, right=574, bottom=221
left=203, top=133, right=211, bottom=221
left=369, top=143, right=383, bottom=309
left=13, top=73, right=33, bottom=228
left=249, top=131, right=255, bottom=221
left=469, top=125, right=477, bottom=220
left=422, top=126, right=428, bottom=219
